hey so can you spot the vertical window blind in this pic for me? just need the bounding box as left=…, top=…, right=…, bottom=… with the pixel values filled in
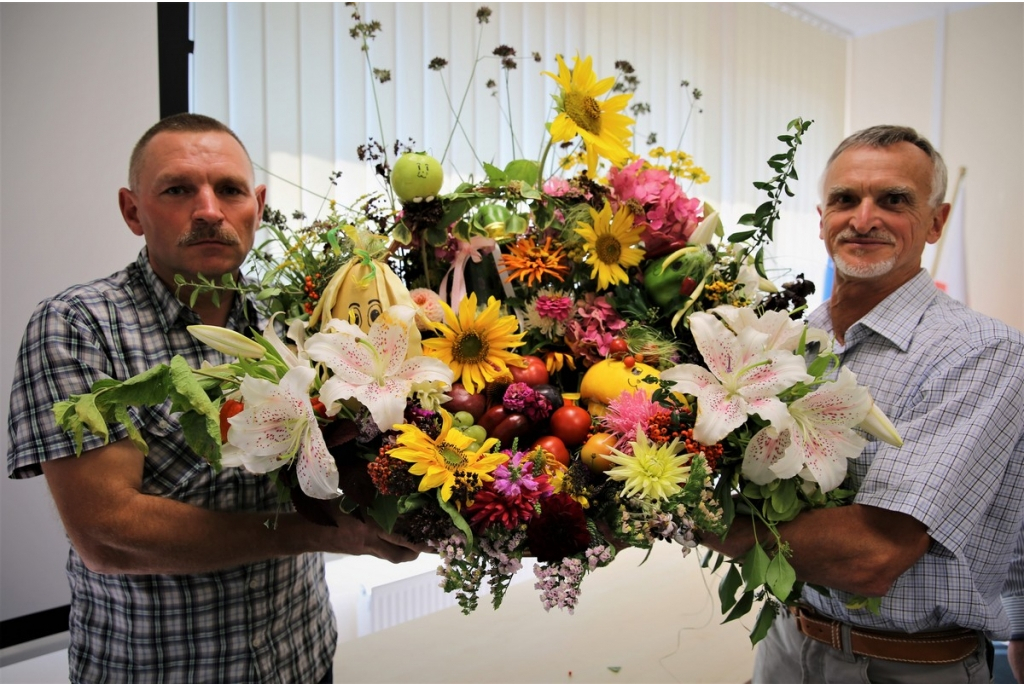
left=193, top=2, right=845, bottom=293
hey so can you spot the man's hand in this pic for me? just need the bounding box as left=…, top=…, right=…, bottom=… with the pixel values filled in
left=317, top=509, right=432, bottom=564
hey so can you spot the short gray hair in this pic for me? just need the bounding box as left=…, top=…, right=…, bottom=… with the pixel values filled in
left=821, top=125, right=948, bottom=208
left=128, top=113, right=251, bottom=191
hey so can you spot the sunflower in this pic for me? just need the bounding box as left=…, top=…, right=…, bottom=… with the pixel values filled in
left=500, top=236, right=569, bottom=287
left=422, top=292, right=526, bottom=394
left=388, top=410, right=507, bottom=502
left=603, top=429, right=693, bottom=501
left=574, top=202, right=646, bottom=291
left=544, top=54, right=635, bottom=176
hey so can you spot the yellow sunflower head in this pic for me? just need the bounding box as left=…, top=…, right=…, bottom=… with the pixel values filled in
left=499, top=235, right=570, bottom=287
left=574, top=202, right=646, bottom=291
left=421, top=292, right=526, bottom=394
left=544, top=53, right=635, bottom=176
left=388, top=409, right=508, bottom=502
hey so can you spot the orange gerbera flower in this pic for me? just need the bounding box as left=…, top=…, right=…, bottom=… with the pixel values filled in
left=499, top=236, right=569, bottom=287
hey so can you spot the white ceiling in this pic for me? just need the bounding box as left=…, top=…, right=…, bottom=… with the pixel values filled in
left=783, top=2, right=984, bottom=37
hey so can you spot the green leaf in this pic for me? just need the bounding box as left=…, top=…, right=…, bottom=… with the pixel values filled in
left=770, top=480, right=797, bottom=515
left=753, top=201, right=775, bottom=222
left=765, top=553, right=796, bottom=601
left=367, top=494, right=400, bottom=533
left=114, top=405, right=149, bottom=456
left=179, top=410, right=221, bottom=468
left=74, top=394, right=109, bottom=445
left=742, top=540, right=770, bottom=588
left=257, top=287, right=281, bottom=301
left=482, top=161, right=506, bottom=184
left=727, top=229, right=757, bottom=243
left=718, top=563, right=743, bottom=612
left=391, top=221, right=412, bottom=246
left=504, top=159, right=540, bottom=186
left=723, top=589, right=754, bottom=623
left=737, top=213, right=756, bottom=226
left=437, top=490, right=473, bottom=546
left=749, top=603, right=777, bottom=645
left=425, top=223, right=449, bottom=247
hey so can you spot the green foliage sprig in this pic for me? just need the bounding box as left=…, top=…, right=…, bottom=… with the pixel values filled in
left=732, top=118, right=813, bottom=279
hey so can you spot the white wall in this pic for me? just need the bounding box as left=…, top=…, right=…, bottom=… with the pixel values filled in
left=0, top=3, right=160, bottom=622
left=848, top=3, right=1024, bottom=331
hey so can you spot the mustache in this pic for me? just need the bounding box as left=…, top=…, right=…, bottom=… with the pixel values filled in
left=836, top=228, right=895, bottom=244
left=177, top=223, right=241, bottom=247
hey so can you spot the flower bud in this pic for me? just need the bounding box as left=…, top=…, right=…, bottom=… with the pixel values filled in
left=687, top=205, right=721, bottom=246
left=188, top=325, right=266, bottom=359
left=858, top=401, right=903, bottom=447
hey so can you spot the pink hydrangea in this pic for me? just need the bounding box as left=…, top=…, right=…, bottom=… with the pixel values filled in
left=608, top=159, right=703, bottom=259
left=564, top=294, right=627, bottom=367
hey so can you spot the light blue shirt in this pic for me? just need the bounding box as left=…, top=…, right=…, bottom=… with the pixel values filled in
left=803, top=269, right=1024, bottom=637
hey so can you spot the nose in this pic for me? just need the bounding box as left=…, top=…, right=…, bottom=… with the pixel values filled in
left=850, top=198, right=880, bottom=233
left=192, top=186, right=224, bottom=223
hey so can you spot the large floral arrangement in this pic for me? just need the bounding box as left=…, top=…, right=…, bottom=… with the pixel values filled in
left=55, top=5, right=901, bottom=643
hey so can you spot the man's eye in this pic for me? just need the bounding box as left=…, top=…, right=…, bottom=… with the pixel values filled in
left=884, top=194, right=906, bottom=205
left=164, top=186, right=187, bottom=196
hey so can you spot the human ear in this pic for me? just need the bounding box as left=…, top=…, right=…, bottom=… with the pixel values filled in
left=119, top=188, right=145, bottom=237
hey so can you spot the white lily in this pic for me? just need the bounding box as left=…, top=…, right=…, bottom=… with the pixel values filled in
left=858, top=399, right=903, bottom=447
left=188, top=325, right=266, bottom=359
left=305, top=305, right=454, bottom=432
left=742, top=367, right=872, bottom=492
left=221, top=365, right=339, bottom=499
left=687, top=204, right=721, bottom=246
left=711, top=306, right=832, bottom=354
left=660, top=311, right=812, bottom=445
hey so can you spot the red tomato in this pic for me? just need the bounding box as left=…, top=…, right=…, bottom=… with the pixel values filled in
left=509, top=355, right=549, bottom=387
left=531, top=435, right=570, bottom=467
left=219, top=399, right=244, bottom=442
left=549, top=404, right=593, bottom=447
left=609, top=338, right=629, bottom=355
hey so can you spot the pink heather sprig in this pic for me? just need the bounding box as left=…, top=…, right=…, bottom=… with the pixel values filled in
left=608, top=159, right=703, bottom=260
left=585, top=544, right=613, bottom=571
left=534, top=557, right=585, bottom=614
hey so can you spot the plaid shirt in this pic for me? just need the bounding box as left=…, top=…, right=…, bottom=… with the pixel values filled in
left=803, top=269, right=1024, bottom=638
left=7, top=249, right=337, bottom=683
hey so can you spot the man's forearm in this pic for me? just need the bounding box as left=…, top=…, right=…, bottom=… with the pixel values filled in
left=700, top=504, right=930, bottom=597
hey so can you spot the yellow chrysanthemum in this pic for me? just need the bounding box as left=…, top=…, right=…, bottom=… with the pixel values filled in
left=544, top=54, right=634, bottom=176
left=603, top=429, right=693, bottom=501
left=422, top=292, right=526, bottom=394
left=500, top=236, right=569, bottom=287
left=389, top=410, right=507, bottom=502
left=574, top=202, right=646, bottom=291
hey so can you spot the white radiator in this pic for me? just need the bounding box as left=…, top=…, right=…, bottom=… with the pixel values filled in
left=354, top=559, right=537, bottom=637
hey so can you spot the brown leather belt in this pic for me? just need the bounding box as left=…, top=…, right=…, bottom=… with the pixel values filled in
left=789, top=605, right=981, bottom=664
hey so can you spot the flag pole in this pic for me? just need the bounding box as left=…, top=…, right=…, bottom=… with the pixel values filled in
left=930, top=166, right=967, bottom=276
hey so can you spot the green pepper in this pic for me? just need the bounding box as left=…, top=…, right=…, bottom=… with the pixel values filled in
left=643, top=248, right=713, bottom=309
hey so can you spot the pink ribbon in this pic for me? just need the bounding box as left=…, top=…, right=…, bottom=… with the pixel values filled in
left=439, top=236, right=496, bottom=311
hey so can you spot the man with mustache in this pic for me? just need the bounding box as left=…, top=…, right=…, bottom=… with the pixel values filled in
left=7, top=113, right=425, bottom=683
left=701, top=126, right=1024, bottom=683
